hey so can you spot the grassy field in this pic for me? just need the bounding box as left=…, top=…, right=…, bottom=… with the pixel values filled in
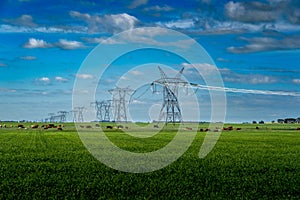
left=0, top=122, right=299, bottom=199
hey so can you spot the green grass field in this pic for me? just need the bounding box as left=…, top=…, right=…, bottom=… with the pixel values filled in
left=0, top=123, right=299, bottom=199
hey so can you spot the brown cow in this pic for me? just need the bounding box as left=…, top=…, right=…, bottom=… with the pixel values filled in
left=18, top=124, right=25, bottom=128
left=31, top=124, right=39, bottom=129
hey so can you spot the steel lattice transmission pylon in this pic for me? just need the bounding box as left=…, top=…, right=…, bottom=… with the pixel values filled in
left=109, top=87, right=133, bottom=122
left=71, top=110, right=78, bottom=122
left=58, top=111, right=68, bottom=122
left=74, top=107, right=85, bottom=122
left=151, top=66, right=188, bottom=125
left=91, top=100, right=112, bottom=122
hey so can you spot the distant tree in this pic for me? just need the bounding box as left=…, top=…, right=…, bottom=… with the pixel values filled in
left=271, top=120, right=275, bottom=123
left=284, top=118, right=296, bottom=123
left=277, top=119, right=284, bottom=123
left=252, top=121, right=257, bottom=124
left=259, top=120, right=264, bottom=124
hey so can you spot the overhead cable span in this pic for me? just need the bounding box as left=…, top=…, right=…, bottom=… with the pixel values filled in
left=190, top=83, right=300, bottom=97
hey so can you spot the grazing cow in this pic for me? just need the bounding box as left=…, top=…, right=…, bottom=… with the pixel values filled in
left=10, top=125, right=13, bottom=128
left=0, top=125, right=2, bottom=128
left=185, top=127, right=192, bottom=131
left=46, top=124, right=56, bottom=129
left=236, top=128, right=241, bottom=131
left=57, top=127, right=63, bottom=131
left=296, top=127, right=300, bottom=130
left=3, top=124, right=6, bottom=128
left=95, top=124, right=100, bottom=127
left=106, top=125, right=113, bottom=129
left=199, top=128, right=204, bottom=132
left=256, top=126, right=259, bottom=129
left=79, top=125, right=84, bottom=128
left=153, top=125, right=159, bottom=128
left=86, top=125, right=92, bottom=128
left=18, top=124, right=25, bottom=128
left=31, top=124, right=39, bottom=129
left=205, top=128, right=211, bottom=132
left=117, top=125, right=124, bottom=129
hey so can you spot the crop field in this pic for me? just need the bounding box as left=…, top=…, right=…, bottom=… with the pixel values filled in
left=0, top=122, right=299, bottom=199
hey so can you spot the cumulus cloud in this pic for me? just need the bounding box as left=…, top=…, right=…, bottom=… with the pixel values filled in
left=23, top=38, right=52, bottom=48
left=162, top=19, right=194, bottom=29
left=128, top=0, right=148, bottom=9
left=35, top=77, right=51, bottom=85
left=55, top=76, right=69, bottom=82
left=225, top=1, right=280, bottom=23
left=23, top=38, right=84, bottom=50
left=55, top=39, right=85, bottom=50
left=227, top=35, right=300, bottom=53
left=292, top=79, right=300, bottom=84
left=3, top=14, right=37, bottom=27
left=70, top=11, right=138, bottom=33
left=20, top=56, right=36, bottom=60
left=75, top=74, right=94, bottom=79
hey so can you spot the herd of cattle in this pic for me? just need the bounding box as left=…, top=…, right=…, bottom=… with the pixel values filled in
left=0, top=123, right=64, bottom=130
left=1, top=123, right=300, bottom=131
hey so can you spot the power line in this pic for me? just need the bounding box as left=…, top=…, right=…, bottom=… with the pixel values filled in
left=109, top=87, right=133, bottom=122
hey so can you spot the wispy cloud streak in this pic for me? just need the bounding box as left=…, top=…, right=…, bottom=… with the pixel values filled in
left=190, top=83, right=300, bottom=97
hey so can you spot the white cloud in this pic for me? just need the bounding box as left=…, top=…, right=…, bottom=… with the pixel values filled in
left=55, top=76, right=69, bottom=82
left=182, top=63, right=219, bottom=76
left=39, top=77, right=50, bottom=82
left=55, top=39, right=85, bottom=50
left=75, top=74, right=94, bottom=79
left=70, top=11, right=138, bottom=33
left=84, top=27, right=194, bottom=49
left=129, top=70, right=144, bottom=76
left=0, top=88, right=16, bottom=93
left=221, top=69, right=277, bottom=84
left=3, top=14, right=37, bottom=27
left=83, top=36, right=122, bottom=44
left=144, top=5, right=174, bottom=12
left=227, top=35, right=300, bottom=53
left=225, top=1, right=279, bottom=23
left=292, top=79, right=300, bottom=84
left=163, top=19, right=194, bottom=29
left=35, top=77, right=51, bottom=85
left=23, top=38, right=52, bottom=48
left=23, top=38, right=84, bottom=50
left=20, top=56, right=36, bottom=60
left=128, top=0, right=148, bottom=9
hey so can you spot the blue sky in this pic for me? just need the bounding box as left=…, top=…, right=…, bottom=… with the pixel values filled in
left=0, top=0, right=300, bottom=122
